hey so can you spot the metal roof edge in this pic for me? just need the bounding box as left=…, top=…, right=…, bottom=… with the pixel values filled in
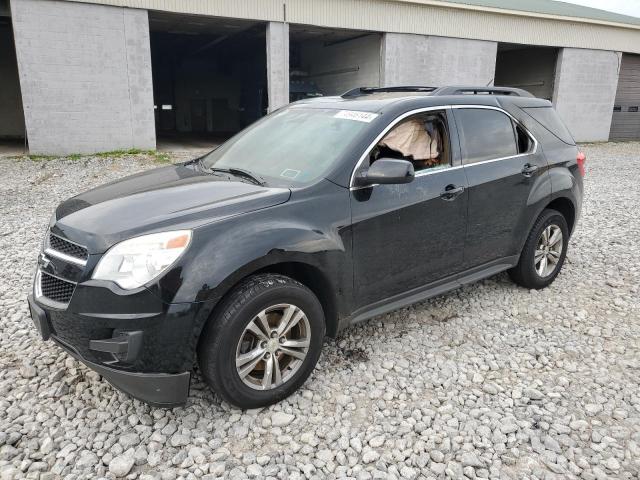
left=392, top=0, right=640, bottom=31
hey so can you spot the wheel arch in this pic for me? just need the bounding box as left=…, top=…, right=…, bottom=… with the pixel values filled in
left=546, top=196, right=576, bottom=234
left=517, top=194, right=577, bottom=257
left=195, top=258, right=341, bottom=354
left=253, top=262, right=340, bottom=337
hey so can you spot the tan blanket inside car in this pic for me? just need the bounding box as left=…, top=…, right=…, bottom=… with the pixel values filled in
left=379, top=119, right=439, bottom=161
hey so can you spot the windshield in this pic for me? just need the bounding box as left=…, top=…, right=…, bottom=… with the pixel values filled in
left=200, top=107, right=375, bottom=186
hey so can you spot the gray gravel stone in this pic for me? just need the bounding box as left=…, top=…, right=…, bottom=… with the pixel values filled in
left=461, top=451, right=483, bottom=468
left=109, top=454, right=134, bottom=477
left=270, top=412, right=294, bottom=427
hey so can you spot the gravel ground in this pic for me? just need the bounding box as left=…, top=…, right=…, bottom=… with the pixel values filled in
left=0, top=143, right=639, bottom=480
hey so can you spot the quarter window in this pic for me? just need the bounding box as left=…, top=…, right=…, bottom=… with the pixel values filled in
left=515, top=124, right=533, bottom=154
left=456, top=108, right=518, bottom=164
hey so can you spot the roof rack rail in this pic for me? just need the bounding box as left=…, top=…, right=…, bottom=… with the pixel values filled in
left=432, top=86, right=534, bottom=97
left=342, top=86, right=437, bottom=97
left=340, top=85, right=535, bottom=98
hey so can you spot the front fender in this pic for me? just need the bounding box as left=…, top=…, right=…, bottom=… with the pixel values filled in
left=187, top=218, right=349, bottom=305
left=148, top=179, right=353, bottom=306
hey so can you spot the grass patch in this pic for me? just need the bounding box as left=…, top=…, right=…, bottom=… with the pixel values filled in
left=24, top=154, right=58, bottom=161
left=12, top=148, right=174, bottom=163
left=94, top=148, right=149, bottom=158
left=152, top=151, right=171, bottom=164
left=95, top=149, right=173, bottom=163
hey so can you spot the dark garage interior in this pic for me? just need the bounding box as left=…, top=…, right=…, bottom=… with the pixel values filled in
left=494, top=43, right=559, bottom=101
left=0, top=2, right=27, bottom=155
left=149, top=12, right=267, bottom=151
left=289, top=25, right=382, bottom=99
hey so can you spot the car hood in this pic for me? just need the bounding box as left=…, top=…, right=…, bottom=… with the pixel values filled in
left=52, top=163, right=291, bottom=253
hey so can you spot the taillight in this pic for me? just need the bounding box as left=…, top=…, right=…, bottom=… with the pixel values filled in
left=576, top=152, right=586, bottom=177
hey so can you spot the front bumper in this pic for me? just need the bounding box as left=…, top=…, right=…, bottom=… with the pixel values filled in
left=27, top=293, right=199, bottom=407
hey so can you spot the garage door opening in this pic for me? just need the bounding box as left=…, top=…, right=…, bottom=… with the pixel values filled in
left=289, top=26, right=381, bottom=100
left=0, top=3, right=27, bottom=156
left=149, top=12, right=267, bottom=152
left=494, top=43, right=558, bottom=101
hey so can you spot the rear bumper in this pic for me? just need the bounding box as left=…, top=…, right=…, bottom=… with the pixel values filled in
left=27, top=294, right=192, bottom=407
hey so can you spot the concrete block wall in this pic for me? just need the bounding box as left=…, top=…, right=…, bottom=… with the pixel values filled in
left=552, top=48, right=621, bottom=142
left=0, top=24, right=25, bottom=138
left=299, top=34, right=382, bottom=95
left=10, top=0, right=155, bottom=154
left=381, top=34, right=497, bottom=87
left=266, top=22, right=289, bottom=112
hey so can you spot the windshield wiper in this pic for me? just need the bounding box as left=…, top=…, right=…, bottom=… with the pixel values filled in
left=203, top=165, right=266, bottom=186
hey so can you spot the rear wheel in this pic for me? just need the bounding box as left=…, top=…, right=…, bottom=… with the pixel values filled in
left=198, top=274, right=325, bottom=409
left=508, top=209, right=569, bottom=289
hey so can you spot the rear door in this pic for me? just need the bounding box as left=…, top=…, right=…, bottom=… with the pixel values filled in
left=350, top=108, right=468, bottom=309
left=452, top=106, right=549, bottom=269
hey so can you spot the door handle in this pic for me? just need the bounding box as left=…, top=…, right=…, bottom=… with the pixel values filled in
left=440, top=184, right=465, bottom=201
left=521, top=163, right=539, bottom=177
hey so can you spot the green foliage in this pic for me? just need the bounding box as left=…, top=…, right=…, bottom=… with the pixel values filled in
left=14, top=149, right=173, bottom=163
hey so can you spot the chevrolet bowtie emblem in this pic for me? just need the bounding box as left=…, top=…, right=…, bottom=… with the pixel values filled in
left=39, top=253, right=51, bottom=269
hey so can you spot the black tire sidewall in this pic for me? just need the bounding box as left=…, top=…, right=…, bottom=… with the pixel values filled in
left=200, top=277, right=325, bottom=409
left=518, top=210, right=569, bottom=289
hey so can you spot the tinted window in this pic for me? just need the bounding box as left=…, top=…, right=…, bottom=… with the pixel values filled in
left=515, top=124, right=533, bottom=154
left=456, top=109, right=518, bottom=164
left=522, top=106, right=575, bottom=145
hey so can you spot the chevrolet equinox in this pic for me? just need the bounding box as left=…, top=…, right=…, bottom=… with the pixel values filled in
left=27, top=86, right=585, bottom=408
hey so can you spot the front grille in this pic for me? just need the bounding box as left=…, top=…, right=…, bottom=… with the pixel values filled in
left=40, top=272, right=76, bottom=304
left=48, top=234, right=88, bottom=261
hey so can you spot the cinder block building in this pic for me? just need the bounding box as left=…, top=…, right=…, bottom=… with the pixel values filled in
left=1, top=0, right=639, bottom=154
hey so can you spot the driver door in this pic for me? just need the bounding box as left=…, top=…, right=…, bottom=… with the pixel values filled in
left=350, top=109, right=468, bottom=309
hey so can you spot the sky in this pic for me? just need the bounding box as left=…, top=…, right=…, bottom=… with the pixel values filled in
left=563, top=0, right=640, bottom=17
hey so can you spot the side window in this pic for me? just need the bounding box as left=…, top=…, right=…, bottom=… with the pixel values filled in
left=369, top=111, right=451, bottom=172
left=456, top=108, right=518, bottom=164
left=515, top=124, right=533, bottom=154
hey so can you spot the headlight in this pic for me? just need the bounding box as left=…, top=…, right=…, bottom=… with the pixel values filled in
left=92, top=230, right=192, bottom=289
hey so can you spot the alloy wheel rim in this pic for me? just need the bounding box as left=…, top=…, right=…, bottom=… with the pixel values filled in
left=535, top=224, right=563, bottom=278
left=235, top=303, right=311, bottom=390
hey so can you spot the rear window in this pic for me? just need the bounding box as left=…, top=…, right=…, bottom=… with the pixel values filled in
left=522, top=107, right=575, bottom=145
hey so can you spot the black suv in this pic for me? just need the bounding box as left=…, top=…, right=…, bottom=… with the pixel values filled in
left=27, top=86, right=584, bottom=408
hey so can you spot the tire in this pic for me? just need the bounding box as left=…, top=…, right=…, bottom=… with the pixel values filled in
left=198, top=273, right=325, bottom=409
left=508, top=209, right=569, bottom=290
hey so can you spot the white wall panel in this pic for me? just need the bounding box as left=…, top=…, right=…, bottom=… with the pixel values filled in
left=65, top=0, right=640, bottom=53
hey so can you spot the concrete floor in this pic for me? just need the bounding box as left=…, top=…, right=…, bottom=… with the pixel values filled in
left=156, top=132, right=227, bottom=153
left=0, top=138, right=28, bottom=157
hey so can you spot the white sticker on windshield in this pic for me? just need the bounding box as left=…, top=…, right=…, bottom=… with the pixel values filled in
left=333, top=110, right=379, bottom=123
left=281, top=169, right=301, bottom=179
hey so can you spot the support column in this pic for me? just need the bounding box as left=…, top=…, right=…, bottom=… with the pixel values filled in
left=11, top=0, right=155, bottom=155
left=381, top=33, right=497, bottom=87
left=552, top=48, right=621, bottom=142
left=266, top=22, right=289, bottom=112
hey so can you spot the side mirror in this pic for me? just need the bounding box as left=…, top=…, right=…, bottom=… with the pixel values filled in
left=355, top=158, right=415, bottom=187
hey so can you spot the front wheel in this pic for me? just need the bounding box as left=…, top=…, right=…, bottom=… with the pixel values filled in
left=198, top=274, right=325, bottom=409
left=508, top=209, right=569, bottom=289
